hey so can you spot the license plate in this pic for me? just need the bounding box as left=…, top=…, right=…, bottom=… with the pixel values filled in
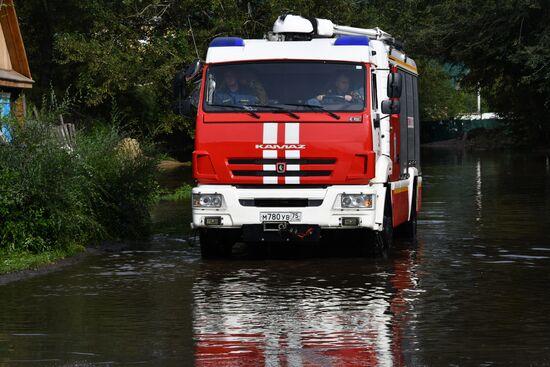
left=260, top=212, right=302, bottom=222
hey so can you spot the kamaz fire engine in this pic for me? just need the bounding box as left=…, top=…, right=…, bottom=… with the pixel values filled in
left=174, top=14, right=421, bottom=257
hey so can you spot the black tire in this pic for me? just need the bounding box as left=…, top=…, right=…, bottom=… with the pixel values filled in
left=376, top=213, right=394, bottom=250
left=199, top=229, right=233, bottom=259
left=374, top=186, right=394, bottom=251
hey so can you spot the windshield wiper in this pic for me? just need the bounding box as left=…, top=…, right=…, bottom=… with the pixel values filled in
left=208, top=104, right=260, bottom=119
left=282, top=103, right=341, bottom=120
left=246, top=104, right=300, bottom=120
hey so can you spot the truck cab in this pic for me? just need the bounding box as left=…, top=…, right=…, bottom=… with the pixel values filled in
left=174, top=15, right=421, bottom=257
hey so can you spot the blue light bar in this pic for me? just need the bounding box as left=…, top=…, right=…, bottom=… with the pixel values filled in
left=209, top=37, right=245, bottom=47
left=334, top=36, right=369, bottom=46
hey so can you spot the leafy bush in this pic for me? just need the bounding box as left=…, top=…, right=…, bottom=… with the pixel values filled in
left=0, top=117, right=159, bottom=254
left=0, top=119, right=96, bottom=252
left=76, top=126, right=160, bottom=239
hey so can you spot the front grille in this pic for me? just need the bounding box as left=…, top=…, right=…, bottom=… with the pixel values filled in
left=228, top=158, right=336, bottom=165
left=232, top=170, right=331, bottom=177
left=239, top=198, right=323, bottom=207
left=235, top=185, right=329, bottom=189
left=229, top=157, right=336, bottom=178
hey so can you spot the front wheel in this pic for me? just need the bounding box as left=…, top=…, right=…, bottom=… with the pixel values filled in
left=401, top=204, right=417, bottom=240
left=199, top=229, right=233, bottom=259
left=376, top=213, right=394, bottom=250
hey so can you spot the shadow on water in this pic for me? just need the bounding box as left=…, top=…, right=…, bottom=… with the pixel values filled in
left=151, top=199, right=192, bottom=236
left=152, top=165, right=193, bottom=236
left=211, top=235, right=416, bottom=261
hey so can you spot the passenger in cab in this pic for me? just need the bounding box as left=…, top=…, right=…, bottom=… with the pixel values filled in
left=213, top=70, right=259, bottom=105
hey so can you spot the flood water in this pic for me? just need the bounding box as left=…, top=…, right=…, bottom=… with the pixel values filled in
left=1, top=149, right=550, bottom=366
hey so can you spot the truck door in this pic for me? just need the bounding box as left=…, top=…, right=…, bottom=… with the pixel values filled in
left=412, top=76, right=420, bottom=171
left=406, top=73, right=415, bottom=172
left=398, top=70, right=409, bottom=179
left=399, top=71, right=420, bottom=178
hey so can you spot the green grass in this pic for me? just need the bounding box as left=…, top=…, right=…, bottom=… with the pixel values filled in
left=0, top=244, right=85, bottom=275
left=159, top=183, right=193, bottom=201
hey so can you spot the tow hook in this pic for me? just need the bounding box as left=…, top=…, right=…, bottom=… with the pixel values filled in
left=289, top=226, right=315, bottom=240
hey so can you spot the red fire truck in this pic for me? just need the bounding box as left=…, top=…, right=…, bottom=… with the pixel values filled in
left=174, top=15, right=421, bottom=257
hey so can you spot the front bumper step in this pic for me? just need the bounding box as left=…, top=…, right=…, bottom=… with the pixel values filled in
left=242, top=224, right=321, bottom=243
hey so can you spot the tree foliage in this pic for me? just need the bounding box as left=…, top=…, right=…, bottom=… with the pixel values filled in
left=414, top=0, right=550, bottom=141
left=16, top=0, right=549, bottom=144
left=417, top=59, right=478, bottom=122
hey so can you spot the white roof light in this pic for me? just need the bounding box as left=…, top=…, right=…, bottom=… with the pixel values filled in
left=273, top=14, right=313, bottom=34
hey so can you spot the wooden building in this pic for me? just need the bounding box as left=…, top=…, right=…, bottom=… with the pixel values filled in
left=0, top=0, right=33, bottom=122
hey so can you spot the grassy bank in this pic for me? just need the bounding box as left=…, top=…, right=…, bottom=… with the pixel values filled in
left=0, top=111, right=159, bottom=275
left=0, top=244, right=84, bottom=275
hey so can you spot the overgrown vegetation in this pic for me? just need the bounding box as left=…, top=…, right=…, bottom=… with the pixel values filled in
left=415, top=0, right=550, bottom=142
left=76, top=126, right=160, bottom=239
left=22, top=0, right=538, bottom=146
left=0, top=111, right=159, bottom=267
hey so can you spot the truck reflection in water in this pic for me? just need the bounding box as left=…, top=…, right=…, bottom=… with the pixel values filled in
left=192, top=246, right=421, bottom=367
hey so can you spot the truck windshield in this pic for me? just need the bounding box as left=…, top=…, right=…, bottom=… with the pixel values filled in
left=203, top=61, right=365, bottom=113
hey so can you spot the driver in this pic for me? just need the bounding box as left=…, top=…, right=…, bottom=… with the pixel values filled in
left=239, top=72, right=268, bottom=104
left=315, top=74, right=363, bottom=103
left=213, top=70, right=259, bottom=105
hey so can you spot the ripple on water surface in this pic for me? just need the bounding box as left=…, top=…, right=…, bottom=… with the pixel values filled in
left=192, top=254, right=419, bottom=367
left=2, top=151, right=550, bottom=366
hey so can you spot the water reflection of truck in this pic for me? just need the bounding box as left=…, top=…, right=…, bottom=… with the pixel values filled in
left=192, top=247, right=420, bottom=366
left=174, top=15, right=422, bottom=257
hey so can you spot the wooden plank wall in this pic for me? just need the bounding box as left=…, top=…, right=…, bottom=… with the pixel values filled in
left=0, top=25, right=13, bottom=70
left=0, top=0, right=32, bottom=79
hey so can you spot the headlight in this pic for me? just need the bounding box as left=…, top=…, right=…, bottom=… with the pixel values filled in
left=341, top=194, right=374, bottom=209
left=192, top=193, right=223, bottom=208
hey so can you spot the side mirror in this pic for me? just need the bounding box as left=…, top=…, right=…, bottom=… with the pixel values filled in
left=173, top=59, right=203, bottom=116
left=173, top=69, right=187, bottom=114
left=381, top=99, right=401, bottom=114
left=173, top=97, right=195, bottom=117
left=173, top=81, right=201, bottom=118
left=387, top=72, right=402, bottom=98
left=184, top=58, right=203, bottom=82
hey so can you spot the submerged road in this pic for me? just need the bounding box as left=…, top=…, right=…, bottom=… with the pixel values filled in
left=1, top=149, right=550, bottom=366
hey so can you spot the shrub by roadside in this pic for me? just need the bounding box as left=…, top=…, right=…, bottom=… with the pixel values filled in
left=0, top=120, right=97, bottom=254
left=0, top=118, right=159, bottom=273
left=75, top=126, right=159, bottom=239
